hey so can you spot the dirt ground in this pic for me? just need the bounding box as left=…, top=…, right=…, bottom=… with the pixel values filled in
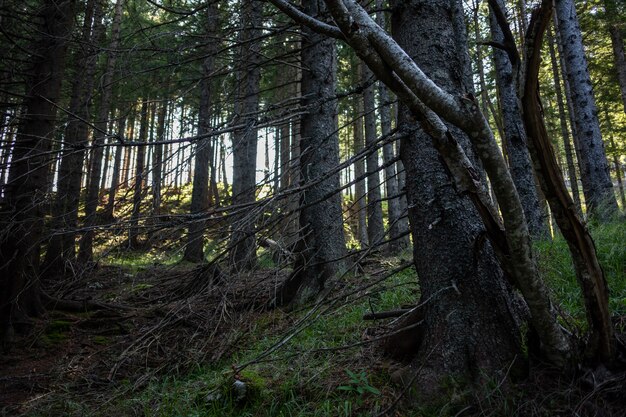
left=0, top=263, right=289, bottom=416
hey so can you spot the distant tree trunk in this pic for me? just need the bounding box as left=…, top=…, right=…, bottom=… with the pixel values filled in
left=128, top=98, right=148, bottom=249
left=555, top=0, right=618, bottom=218
left=375, top=1, right=408, bottom=252
left=361, top=62, right=385, bottom=246
left=152, top=100, right=167, bottom=215
left=548, top=27, right=582, bottom=213
left=389, top=0, right=525, bottom=396
left=103, top=114, right=126, bottom=219
left=275, top=0, right=346, bottom=306
left=353, top=99, right=368, bottom=249
left=78, top=0, right=124, bottom=263
left=43, top=0, right=103, bottom=276
left=0, top=0, right=75, bottom=346
left=604, top=0, right=626, bottom=115
left=228, top=0, right=261, bottom=271
left=488, top=0, right=549, bottom=238
left=185, top=2, right=218, bottom=262
left=603, top=109, right=626, bottom=208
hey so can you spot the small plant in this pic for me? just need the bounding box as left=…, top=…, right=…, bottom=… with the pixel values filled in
left=337, top=369, right=381, bottom=405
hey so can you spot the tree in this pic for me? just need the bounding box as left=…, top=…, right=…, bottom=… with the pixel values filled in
left=128, top=98, right=148, bottom=249
left=0, top=0, right=76, bottom=347
left=390, top=0, right=527, bottom=394
left=184, top=2, right=219, bottom=262
left=229, top=0, right=262, bottom=271
left=360, top=62, right=385, bottom=246
left=78, top=0, right=124, bottom=263
left=488, top=0, right=549, bottom=238
left=555, top=0, right=618, bottom=217
left=274, top=0, right=347, bottom=306
left=43, top=0, right=104, bottom=275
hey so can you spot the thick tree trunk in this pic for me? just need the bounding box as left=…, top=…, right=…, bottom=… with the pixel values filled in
left=488, top=0, right=549, bottom=238
left=0, top=0, right=75, bottom=346
left=555, top=0, right=618, bottom=218
left=390, top=0, right=524, bottom=397
left=78, top=0, right=124, bottom=263
left=229, top=0, right=261, bottom=271
left=361, top=62, right=385, bottom=246
left=276, top=1, right=347, bottom=305
left=184, top=3, right=218, bottom=262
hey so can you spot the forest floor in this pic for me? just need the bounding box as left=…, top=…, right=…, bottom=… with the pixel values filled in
left=1, top=221, right=626, bottom=416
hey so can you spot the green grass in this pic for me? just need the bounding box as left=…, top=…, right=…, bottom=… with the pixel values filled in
left=535, top=220, right=626, bottom=327
left=59, top=263, right=418, bottom=417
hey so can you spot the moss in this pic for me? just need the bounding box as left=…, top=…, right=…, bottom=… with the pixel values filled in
left=41, top=320, right=72, bottom=346
left=92, top=335, right=111, bottom=345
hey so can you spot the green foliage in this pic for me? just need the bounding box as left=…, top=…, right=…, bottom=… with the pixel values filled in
left=336, top=369, right=381, bottom=405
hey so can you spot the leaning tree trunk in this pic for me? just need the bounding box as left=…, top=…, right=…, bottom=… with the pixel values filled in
left=388, top=0, right=525, bottom=398
left=554, top=0, right=618, bottom=218
left=228, top=0, right=261, bottom=271
left=488, top=0, right=549, bottom=238
left=518, top=0, right=615, bottom=363
left=0, top=0, right=75, bottom=347
left=103, top=113, right=126, bottom=219
left=184, top=2, right=218, bottom=262
left=548, top=27, right=582, bottom=213
left=275, top=1, right=347, bottom=306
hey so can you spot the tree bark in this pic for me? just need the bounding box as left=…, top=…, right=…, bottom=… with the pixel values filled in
left=554, top=0, right=618, bottom=218
left=275, top=0, right=347, bottom=305
left=353, top=95, right=368, bottom=248
left=390, top=0, right=525, bottom=396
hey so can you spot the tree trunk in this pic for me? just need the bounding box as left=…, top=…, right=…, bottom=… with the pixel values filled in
left=128, top=98, right=148, bottom=249
left=389, top=0, right=525, bottom=397
left=229, top=0, right=261, bottom=271
left=488, top=0, right=549, bottom=238
left=0, top=0, right=75, bottom=346
left=554, top=0, right=618, bottom=218
left=152, top=101, right=167, bottom=215
left=78, top=0, right=124, bottom=263
left=353, top=96, right=368, bottom=248
left=42, top=0, right=103, bottom=276
left=361, top=62, right=385, bottom=246
left=604, top=0, right=626, bottom=116
left=185, top=2, right=218, bottom=262
left=103, top=113, right=126, bottom=219
left=275, top=1, right=347, bottom=306
left=520, top=0, right=615, bottom=363
left=548, top=27, right=582, bottom=213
